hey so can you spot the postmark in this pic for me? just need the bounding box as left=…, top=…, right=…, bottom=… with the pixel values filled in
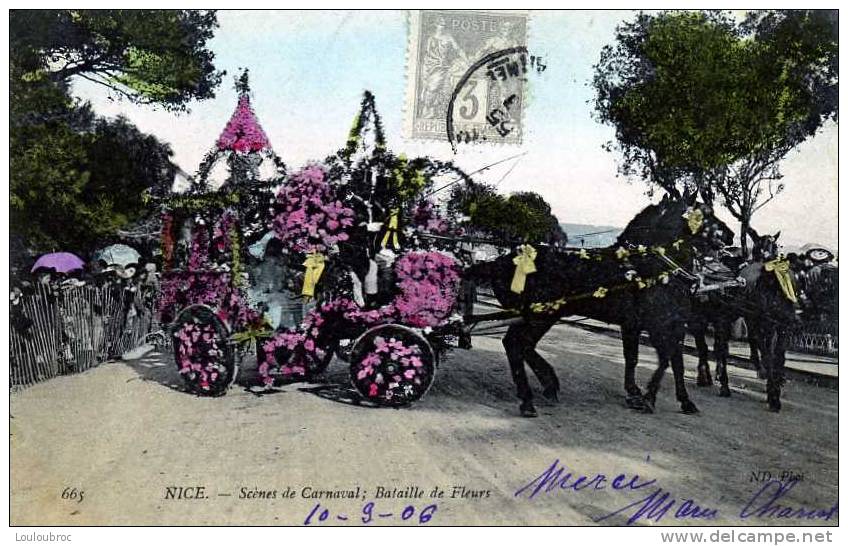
left=405, top=10, right=528, bottom=144
left=447, top=46, right=547, bottom=150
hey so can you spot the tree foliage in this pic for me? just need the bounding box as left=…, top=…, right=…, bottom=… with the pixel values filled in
left=451, top=184, right=566, bottom=245
left=593, top=10, right=838, bottom=252
left=11, top=104, right=176, bottom=255
left=9, top=10, right=224, bottom=262
left=10, top=9, right=224, bottom=111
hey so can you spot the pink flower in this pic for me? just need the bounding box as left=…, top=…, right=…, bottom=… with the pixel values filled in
left=216, top=95, right=271, bottom=152
left=273, top=165, right=354, bottom=254
left=361, top=353, right=381, bottom=367
left=392, top=251, right=460, bottom=327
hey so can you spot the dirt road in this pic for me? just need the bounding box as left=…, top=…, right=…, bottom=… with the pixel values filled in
left=10, top=323, right=838, bottom=526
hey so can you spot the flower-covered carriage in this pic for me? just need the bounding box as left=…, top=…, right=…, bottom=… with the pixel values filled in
left=253, top=92, right=478, bottom=406
left=157, top=74, right=479, bottom=405
left=156, top=71, right=284, bottom=395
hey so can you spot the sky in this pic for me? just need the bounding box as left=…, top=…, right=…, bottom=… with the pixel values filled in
left=71, top=10, right=838, bottom=251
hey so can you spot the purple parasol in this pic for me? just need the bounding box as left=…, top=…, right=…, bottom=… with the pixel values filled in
left=31, top=252, right=86, bottom=274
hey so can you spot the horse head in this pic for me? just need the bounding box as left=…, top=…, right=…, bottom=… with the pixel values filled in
left=617, top=191, right=733, bottom=255
left=752, top=232, right=781, bottom=262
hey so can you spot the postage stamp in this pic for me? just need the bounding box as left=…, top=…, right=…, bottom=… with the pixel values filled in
left=405, top=10, right=528, bottom=144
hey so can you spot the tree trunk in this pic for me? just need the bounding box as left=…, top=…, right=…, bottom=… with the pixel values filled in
left=740, top=216, right=751, bottom=258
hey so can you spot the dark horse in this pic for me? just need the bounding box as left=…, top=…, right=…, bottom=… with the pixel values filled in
left=738, top=233, right=800, bottom=412
left=690, top=249, right=762, bottom=397
left=690, top=233, right=800, bottom=412
left=472, top=193, right=732, bottom=417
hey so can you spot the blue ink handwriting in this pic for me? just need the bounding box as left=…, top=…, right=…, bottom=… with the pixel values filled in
left=303, top=500, right=438, bottom=526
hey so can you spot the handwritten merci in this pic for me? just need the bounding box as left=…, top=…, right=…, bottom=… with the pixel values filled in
left=514, top=459, right=838, bottom=525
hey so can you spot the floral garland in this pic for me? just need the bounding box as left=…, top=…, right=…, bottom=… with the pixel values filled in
left=258, top=297, right=388, bottom=384
left=392, top=154, right=427, bottom=202
left=157, top=271, right=263, bottom=333
left=258, top=251, right=460, bottom=384
left=519, top=241, right=692, bottom=315
left=212, top=211, right=236, bottom=255
left=230, top=223, right=242, bottom=286
left=188, top=221, right=210, bottom=271
left=211, top=210, right=244, bottom=285
left=411, top=200, right=452, bottom=236
left=272, top=165, right=355, bottom=254
left=161, top=212, right=175, bottom=271
left=342, top=91, right=387, bottom=158
left=165, top=191, right=241, bottom=212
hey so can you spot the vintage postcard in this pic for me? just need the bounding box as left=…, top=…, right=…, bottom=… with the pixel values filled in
left=6, top=7, right=840, bottom=536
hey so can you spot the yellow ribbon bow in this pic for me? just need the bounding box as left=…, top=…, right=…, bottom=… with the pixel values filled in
left=686, top=208, right=704, bottom=234
left=510, top=244, right=537, bottom=294
left=302, top=252, right=326, bottom=300
left=764, top=258, right=797, bottom=303
left=380, top=209, right=401, bottom=249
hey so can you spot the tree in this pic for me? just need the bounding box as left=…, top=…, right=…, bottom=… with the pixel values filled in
left=10, top=10, right=224, bottom=111
left=593, top=10, right=837, bottom=254
left=708, top=10, right=838, bottom=252
left=508, top=191, right=568, bottom=245
left=450, top=184, right=566, bottom=244
left=9, top=10, right=224, bottom=261
left=10, top=107, right=176, bottom=255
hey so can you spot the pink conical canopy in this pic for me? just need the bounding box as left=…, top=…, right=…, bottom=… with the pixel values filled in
left=216, top=94, right=271, bottom=153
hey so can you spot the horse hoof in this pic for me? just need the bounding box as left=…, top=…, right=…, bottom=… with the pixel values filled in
left=681, top=400, right=699, bottom=414
left=641, top=396, right=656, bottom=414
left=768, top=401, right=782, bottom=413
left=696, top=372, right=713, bottom=387
left=519, top=402, right=538, bottom=418
left=542, top=385, right=559, bottom=402
left=719, top=386, right=731, bottom=397
left=625, top=393, right=644, bottom=410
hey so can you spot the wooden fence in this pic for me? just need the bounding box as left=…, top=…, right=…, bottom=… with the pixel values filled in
left=10, top=281, right=155, bottom=391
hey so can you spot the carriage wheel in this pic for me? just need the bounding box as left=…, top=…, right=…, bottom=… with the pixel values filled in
left=171, top=305, right=236, bottom=396
left=349, top=324, right=436, bottom=407
left=306, top=339, right=338, bottom=379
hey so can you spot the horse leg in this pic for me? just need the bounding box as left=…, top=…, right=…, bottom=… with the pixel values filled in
left=522, top=318, right=560, bottom=401
left=691, top=320, right=713, bottom=386
left=759, top=326, right=782, bottom=413
left=747, top=319, right=766, bottom=380
left=503, top=324, right=536, bottom=417
left=643, top=329, right=677, bottom=414
left=621, top=324, right=646, bottom=410
left=768, top=328, right=788, bottom=412
left=715, top=319, right=732, bottom=397
left=669, top=331, right=699, bottom=413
